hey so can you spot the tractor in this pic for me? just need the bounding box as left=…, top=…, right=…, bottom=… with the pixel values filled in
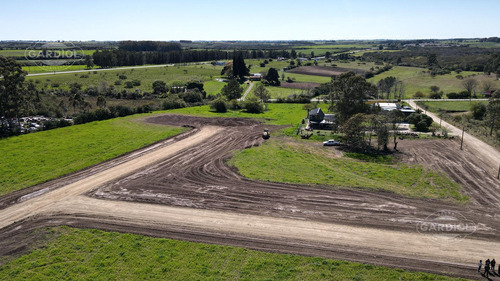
left=262, top=129, right=270, bottom=139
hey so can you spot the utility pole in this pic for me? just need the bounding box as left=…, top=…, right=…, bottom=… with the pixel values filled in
left=460, top=126, right=465, bottom=150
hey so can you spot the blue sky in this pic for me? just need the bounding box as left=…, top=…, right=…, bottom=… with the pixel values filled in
left=1, top=0, right=499, bottom=41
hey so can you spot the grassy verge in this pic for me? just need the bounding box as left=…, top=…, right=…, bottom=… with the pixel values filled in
left=0, top=114, right=186, bottom=196
left=0, top=226, right=468, bottom=281
left=228, top=139, right=467, bottom=202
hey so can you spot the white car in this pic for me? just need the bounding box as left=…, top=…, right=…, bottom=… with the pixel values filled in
left=323, top=139, right=340, bottom=146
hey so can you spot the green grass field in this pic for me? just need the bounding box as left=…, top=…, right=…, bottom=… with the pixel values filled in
left=418, top=101, right=488, bottom=112
left=369, top=66, right=500, bottom=97
left=27, top=64, right=223, bottom=93
left=228, top=139, right=467, bottom=202
left=0, top=226, right=468, bottom=281
left=0, top=49, right=95, bottom=57
left=22, top=64, right=96, bottom=74
left=0, top=114, right=185, bottom=196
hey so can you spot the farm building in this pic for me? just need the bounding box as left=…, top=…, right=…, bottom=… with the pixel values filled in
left=309, top=108, right=325, bottom=122
left=249, top=73, right=262, bottom=81
left=375, top=102, right=415, bottom=116
left=308, top=108, right=337, bottom=129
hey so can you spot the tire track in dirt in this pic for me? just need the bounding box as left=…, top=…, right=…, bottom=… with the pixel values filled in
left=1, top=114, right=499, bottom=280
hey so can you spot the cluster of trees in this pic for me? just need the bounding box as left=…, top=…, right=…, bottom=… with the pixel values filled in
left=361, top=47, right=500, bottom=74
left=209, top=81, right=266, bottom=114
left=92, top=49, right=231, bottom=68
left=0, top=57, right=41, bottom=136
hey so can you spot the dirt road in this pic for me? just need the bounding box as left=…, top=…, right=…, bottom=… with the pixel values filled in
left=1, top=115, right=499, bottom=280
left=239, top=81, right=254, bottom=101
left=407, top=100, right=500, bottom=177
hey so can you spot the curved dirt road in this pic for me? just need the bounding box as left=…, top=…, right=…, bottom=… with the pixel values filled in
left=1, top=115, right=500, bottom=280
left=407, top=99, right=500, bottom=176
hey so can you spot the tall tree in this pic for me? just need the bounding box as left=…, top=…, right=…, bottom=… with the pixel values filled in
left=341, top=113, right=367, bottom=151
left=377, top=76, right=396, bottom=99
left=388, top=110, right=405, bottom=150
left=264, top=68, right=280, bottom=86
left=427, top=53, right=438, bottom=67
left=486, top=93, right=500, bottom=136
left=330, top=72, right=377, bottom=124
left=0, top=56, right=35, bottom=130
left=462, top=78, right=478, bottom=97
left=232, top=52, right=249, bottom=79
left=221, top=79, right=243, bottom=100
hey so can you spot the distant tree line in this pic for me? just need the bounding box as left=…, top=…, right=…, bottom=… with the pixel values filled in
left=361, top=46, right=500, bottom=74
left=92, top=48, right=295, bottom=68
left=118, top=41, right=182, bottom=52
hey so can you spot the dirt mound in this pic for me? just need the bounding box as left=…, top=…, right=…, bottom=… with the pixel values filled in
left=287, top=66, right=365, bottom=77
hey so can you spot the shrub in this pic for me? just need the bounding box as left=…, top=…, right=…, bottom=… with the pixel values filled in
left=428, top=91, right=443, bottom=99
left=447, top=91, right=470, bottom=99
left=180, top=89, right=203, bottom=103
left=132, top=79, right=141, bottom=86
left=415, top=120, right=429, bottom=132
left=114, top=80, right=122, bottom=86
left=119, top=74, right=127, bottom=80
left=109, top=105, right=135, bottom=117
left=414, top=91, right=425, bottom=98
left=124, top=81, right=134, bottom=88
left=210, top=98, right=227, bottom=113
left=242, top=97, right=265, bottom=113
left=162, top=95, right=186, bottom=110
left=51, top=82, right=60, bottom=88
left=470, top=102, right=487, bottom=120
left=227, top=99, right=241, bottom=110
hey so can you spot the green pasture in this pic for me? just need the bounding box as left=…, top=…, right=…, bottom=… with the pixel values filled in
left=27, top=64, right=223, bottom=93
left=0, top=49, right=95, bottom=57
left=229, top=139, right=467, bottom=203
left=0, top=226, right=467, bottom=281
left=418, top=101, right=488, bottom=112
left=0, top=114, right=185, bottom=196
left=369, top=66, right=500, bottom=97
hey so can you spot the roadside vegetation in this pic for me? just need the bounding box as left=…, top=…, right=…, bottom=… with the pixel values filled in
left=0, top=226, right=468, bottom=281
left=417, top=98, right=500, bottom=149
left=229, top=139, right=467, bottom=202
left=0, top=114, right=185, bottom=196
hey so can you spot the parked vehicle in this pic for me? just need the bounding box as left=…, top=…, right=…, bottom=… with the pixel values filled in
left=323, top=139, right=340, bottom=146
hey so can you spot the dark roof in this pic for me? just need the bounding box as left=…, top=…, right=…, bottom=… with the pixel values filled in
left=309, top=108, right=323, bottom=115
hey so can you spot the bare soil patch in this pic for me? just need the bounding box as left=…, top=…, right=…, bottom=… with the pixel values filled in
left=1, top=114, right=499, bottom=280
left=287, top=66, right=365, bottom=77
left=280, top=82, right=320, bottom=89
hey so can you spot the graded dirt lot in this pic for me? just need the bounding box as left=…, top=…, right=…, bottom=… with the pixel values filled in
left=287, top=66, right=365, bottom=76
left=1, top=114, right=499, bottom=280
left=280, top=81, right=320, bottom=89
